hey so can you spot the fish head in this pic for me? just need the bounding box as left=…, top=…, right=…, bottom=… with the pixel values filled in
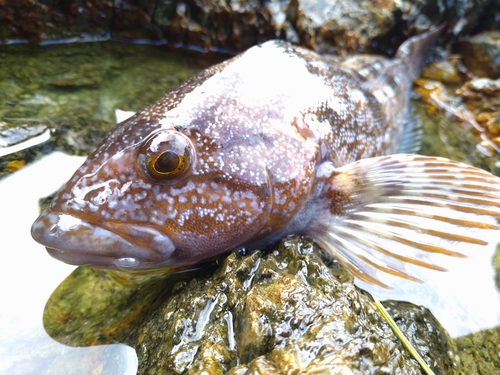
left=31, top=107, right=273, bottom=270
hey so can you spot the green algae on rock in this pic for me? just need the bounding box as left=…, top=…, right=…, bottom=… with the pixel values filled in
left=494, top=243, right=500, bottom=291
left=381, top=301, right=458, bottom=374
left=43, top=265, right=206, bottom=347
left=43, top=236, right=456, bottom=374
left=455, top=326, right=500, bottom=375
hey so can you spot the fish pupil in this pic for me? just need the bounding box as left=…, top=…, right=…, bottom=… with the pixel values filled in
left=155, top=151, right=180, bottom=173
left=139, top=130, right=194, bottom=183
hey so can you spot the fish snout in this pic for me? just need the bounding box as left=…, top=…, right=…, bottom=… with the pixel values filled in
left=31, top=209, right=178, bottom=270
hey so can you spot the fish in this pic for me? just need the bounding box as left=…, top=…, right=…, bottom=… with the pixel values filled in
left=31, top=26, right=500, bottom=288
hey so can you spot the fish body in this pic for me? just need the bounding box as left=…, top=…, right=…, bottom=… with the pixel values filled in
left=31, top=27, right=500, bottom=287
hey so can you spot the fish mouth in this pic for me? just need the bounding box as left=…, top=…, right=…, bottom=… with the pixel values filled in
left=31, top=209, right=178, bottom=270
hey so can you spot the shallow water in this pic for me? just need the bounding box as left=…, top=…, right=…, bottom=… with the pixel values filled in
left=0, top=153, right=138, bottom=374
left=0, top=42, right=204, bottom=178
left=0, top=41, right=499, bottom=374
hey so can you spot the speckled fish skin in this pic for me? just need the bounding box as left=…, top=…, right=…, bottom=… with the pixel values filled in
left=31, top=27, right=500, bottom=287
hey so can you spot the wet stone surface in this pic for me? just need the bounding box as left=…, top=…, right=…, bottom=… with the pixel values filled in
left=44, top=237, right=457, bottom=374
left=1, top=0, right=498, bottom=53
left=455, top=31, right=500, bottom=79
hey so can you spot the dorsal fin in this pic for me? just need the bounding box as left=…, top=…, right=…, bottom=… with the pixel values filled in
left=396, top=25, right=446, bottom=81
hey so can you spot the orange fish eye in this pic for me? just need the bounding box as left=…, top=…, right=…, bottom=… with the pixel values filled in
left=138, top=130, right=195, bottom=183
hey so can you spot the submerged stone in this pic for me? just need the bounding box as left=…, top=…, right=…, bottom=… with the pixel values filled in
left=44, top=236, right=456, bottom=374
left=455, top=31, right=500, bottom=79
left=0, top=42, right=203, bottom=178
left=414, top=53, right=500, bottom=175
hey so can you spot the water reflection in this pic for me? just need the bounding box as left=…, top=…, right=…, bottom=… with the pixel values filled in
left=0, top=153, right=137, bottom=375
left=358, top=238, right=500, bottom=337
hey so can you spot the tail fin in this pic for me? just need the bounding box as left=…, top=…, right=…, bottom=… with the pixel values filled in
left=396, top=25, right=446, bottom=80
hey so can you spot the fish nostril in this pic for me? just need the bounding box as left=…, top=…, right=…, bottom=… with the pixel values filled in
left=48, top=224, right=59, bottom=236
left=90, top=186, right=114, bottom=206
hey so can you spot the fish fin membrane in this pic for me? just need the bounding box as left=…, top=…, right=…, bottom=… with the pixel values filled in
left=310, top=154, right=500, bottom=288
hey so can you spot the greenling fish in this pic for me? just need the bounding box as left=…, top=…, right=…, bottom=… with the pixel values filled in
left=31, top=27, right=500, bottom=288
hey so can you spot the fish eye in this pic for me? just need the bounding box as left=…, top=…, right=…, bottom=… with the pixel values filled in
left=138, top=130, right=195, bottom=183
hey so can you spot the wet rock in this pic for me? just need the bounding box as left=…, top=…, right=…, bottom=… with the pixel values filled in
left=455, top=31, right=500, bottom=78
left=295, top=0, right=396, bottom=54
left=0, top=0, right=112, bottom=43
left=1, top=0, right=496, bottom=53
left=0, top=119, right=52, bottom=175
left=0, top=121, right=49, bottom=150
left=112, top=0, right=163, bottom=40
left=153, top=0, right=280, bottom=51
left=43, top=236, right=456, bottom=374
left=397, top=0, right=492, bottom=36
left=460, top=77, right=500, bottom=94
left=456, top=78, right=500, bottom=155
left=382, top=301, right=457, bottom=375
left=478, top=0, right=500, bottom=31
left=43, top=266, right=182, bottom=347
left=421, top=57, right=462, bottom=84
left=0, top=118, right=54, bottom=178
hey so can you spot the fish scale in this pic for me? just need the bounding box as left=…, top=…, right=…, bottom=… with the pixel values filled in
left=31, top=26, right=500, bottom=287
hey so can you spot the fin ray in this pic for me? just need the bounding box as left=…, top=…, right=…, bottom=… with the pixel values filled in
left=308, top=154, right=500, bottom=287
left=343, top=220, right=468, bottom=257
left=323, top=231, right=423, bottom=283
left=336, top=226, right=448, bottom=272
left=350, top=213, right=489, bottom=245
left=360, top=205, right=499, bottom=229
left=387, top=196, right=500, bottom=217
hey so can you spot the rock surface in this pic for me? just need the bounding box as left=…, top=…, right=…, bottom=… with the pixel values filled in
left=44, top=236, right=457, bottom=374
left=455, top=31, right=500, bottom=79
left=1, top=0, right=497, bottom=52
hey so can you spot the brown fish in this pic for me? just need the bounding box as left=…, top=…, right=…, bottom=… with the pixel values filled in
left=31, top=27, right=500, bottom=287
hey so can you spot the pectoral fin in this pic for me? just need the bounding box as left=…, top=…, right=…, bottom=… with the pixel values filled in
left=308, top=154, right=500, bottom=288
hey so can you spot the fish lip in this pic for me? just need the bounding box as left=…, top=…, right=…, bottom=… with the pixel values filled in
left=31, top=209, right=177, bottom=270
left=44, top=247, right=125, bottom=269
